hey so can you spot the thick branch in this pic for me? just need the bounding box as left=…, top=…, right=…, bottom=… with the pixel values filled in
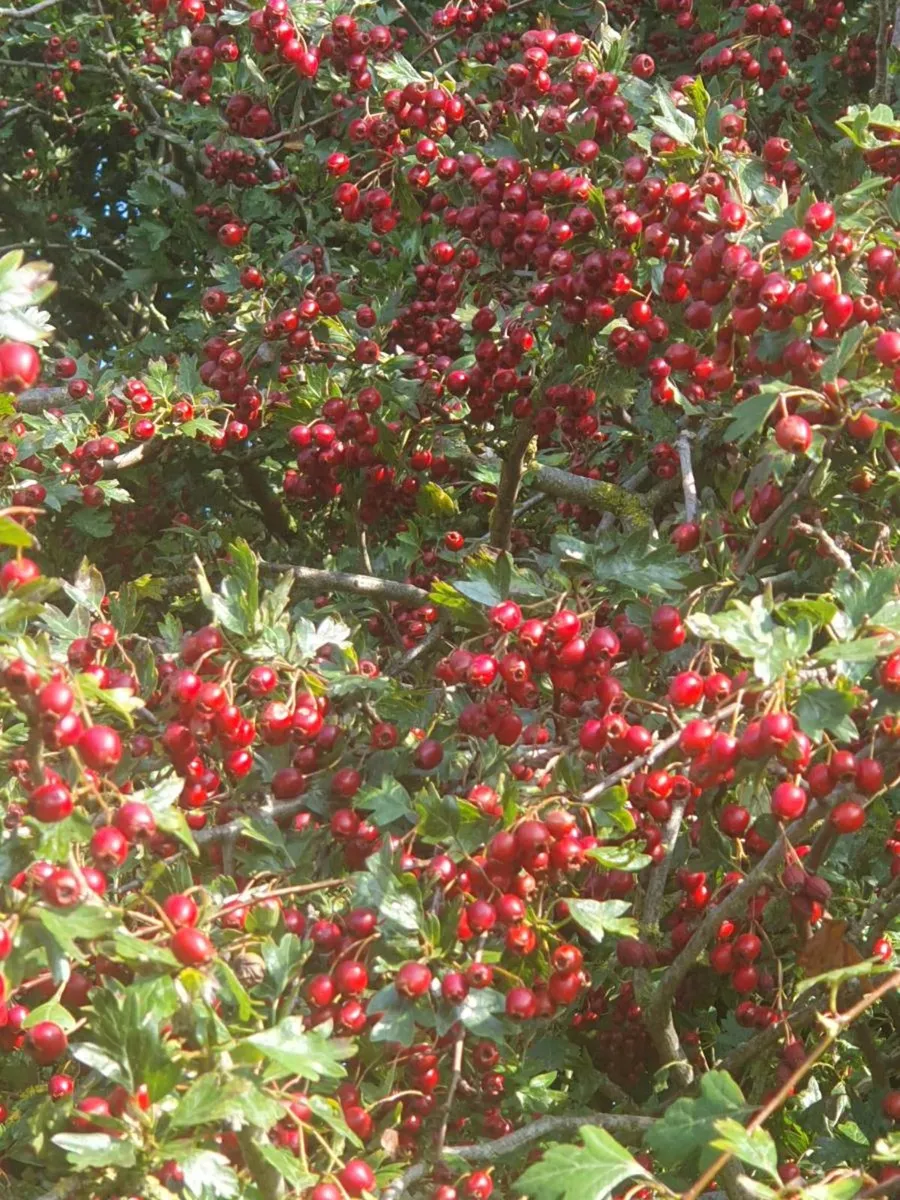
left=677, top=431, right=699, bottom=524
left=193, top=796, right=311, bottom=845
left=379, top=1112, right=654, bottom=1200
left=489, top=420, right=534, bottom=552
left=261, top=562, right=428, bottom=607
left=648, top=811, right=818, bottom=1030
left=16, top=385, right=76, bottom=414
left=529, top=464, right=651, bottom=527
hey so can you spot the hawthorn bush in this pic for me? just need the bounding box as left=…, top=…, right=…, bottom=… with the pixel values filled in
left=2, top=0, right=900, bottom=1198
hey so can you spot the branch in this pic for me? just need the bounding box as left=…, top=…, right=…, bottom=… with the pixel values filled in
left=683, top=968, right=900, bottom=1200
left=872, top=0, right=893, bottom=103
left=101, top=442, right=154, bottom=473
left=261, top=563, right=428, bottom=608
left=736, top=457, right=821, bottom=575
left=677, top=431, right=699, bottom=524
left=529, top=464, right=652, bottom=528
left=582, top=701, right=741, bottom=803
left=16, top=385, right=76, bottom=414
left=792, top=518, right=856, bottom=575
left=379, top=1112, right=654, bottom=1200
left=193, top=796, right=311, bottom=844
left=717, top=1000, right=818, bottom=1077
left=647, top=810, right=818, bottom=1036
left=386, top=619, right=446, bottom=677
left=489, top=420, right=534, bottom=552
left=235, top=459, right=294, bottom=541
left=0, top=0, right=60, bottom=17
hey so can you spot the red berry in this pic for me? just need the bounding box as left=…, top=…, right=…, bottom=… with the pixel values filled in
left=170, top=926, right=215, bottom=966
left=395, top=962, right=432, bottom=998
left=26, top=1020, right=68, bottom=1065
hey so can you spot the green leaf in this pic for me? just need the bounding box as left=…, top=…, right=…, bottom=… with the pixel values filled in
left=0, top=514, right=33, bottom=547
left=243, top=1018, right=355, bottom=1081
left=170, top=1074, right=284, bottom=1130
left=356, top=776, right=414, bottom=826
left=305, top=1093, right=365, bottom=1148
left=688, top=597, right=812, bottom=684
left=34, top=904, right=117, bottom=960
left=253, top=1142, right=317, bottom=1190
left=795, top=686, right=858, bottom=743
left=110, top=929, right=179, bottom=967
left=69, top=508, right=114, bottom=539
left=373, top=52, right=425, bottom=87
left=566, top=899, right=638, bottom=944
left=587, top=533, right=690, bottom=597
left=456, top=986, right=506, bottom=1038
left=710, top=1118, right=781, bottom=1182
left=652, top=85, right=697, bottom=145
left=645, top=1071, right=750, bottom=1171
left=353, top=842, right=424, bottom=935
left=51, top=1133, right=136, bottom=1170
left=23, top=996, right=79, bottom=1033
left=171, top=1147, right=241, bottom=1198
left=518, top=1125, right=651, bottom=1200
left=429, top=579, right=486, bottom=628
left=723, top=384, right=786, bottom=443
left=586, top=845, right=650, bottom=871
left=214, top=960, right=255, bottom=1021
left=418, top=480, right=457, bottom=517
left=821, top=325, right=866, bottom=384
left=74, top=671, right=144, bottom=725
left=70, top=1042, right=129, bottom=1085
left=454, top=578, right=504, bottom=607
left=371, top=998, right=418, bottom=1047
left=816, top=636, right=897, bottom=666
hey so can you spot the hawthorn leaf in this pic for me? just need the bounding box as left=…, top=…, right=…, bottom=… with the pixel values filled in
left=306, top=1093, right=365, bottom=1148
left=356, top=776, right=414, bottom=827
left=51, top=1133, right=136, bottom=1170
left=172, top=1147, right=241, bottom=1199
left=517, top=1125, right=650, bottom=1200
left=244, top=1017, right=355, bottom=1080
left=253, top=1142, right=317, bottom=1189
left=370, top=1001, right=418, bottom=1048
left=710, top=1118, right=780, bottom=1181
left=0, top=514, right=33, bottom=547
left=724, top=384, right=786, bottom=443
left=795, top=687, right=858, bottom=743
left=456, top=986, right=506, bottom=1038
left=566, top=899, right=638, bottom=944
left=70, top=1042, right=130, bottom=1085
left=821, top=325, right=866, bottom=383
left=645, top=1070, right=750, bottom=1171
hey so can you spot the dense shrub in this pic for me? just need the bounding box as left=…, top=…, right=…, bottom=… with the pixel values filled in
left=0, top=0, right=898, bottom=1198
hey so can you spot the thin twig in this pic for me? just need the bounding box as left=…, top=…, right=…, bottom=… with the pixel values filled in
left=0, top=0, right=60, bottom=18
left=261, top=562, right=428, bottom=608
left=582, top=700, right=741, bottom=802
left=736, top=457, right=821, bottom=575
left=386, top=619, right=446, bottom=677
left=792, top=518, right=856, bottom=576
left=683, top=968, right=900, bottom=1200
